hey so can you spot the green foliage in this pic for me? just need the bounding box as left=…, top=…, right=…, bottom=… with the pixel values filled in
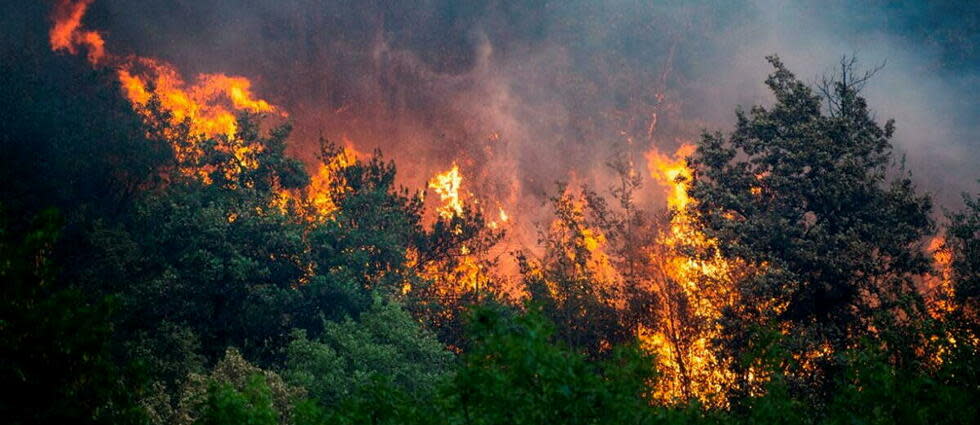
left=291, top=377, right=432, bottom=425
left=233, top=306, right=980, bottom=425
left=98, top=163, right=314, bottom=363
left=689, top=56, right=935, bottom=398
left=294, top=306, right=664, bottom=425
left=449, top=306, right=658, bottom=425
left=300, top=143, right=423, bottom=295
left=0, top=15, right=171, bottom=231
left=284, top=297, right=453, bottom=406
left=177, top=348, right=302, bottom=425
left=822, top=344, right=977, bottom=425
left=0, top=209, right=146, bottom=425
left=193, top=376, right=279, bottom=425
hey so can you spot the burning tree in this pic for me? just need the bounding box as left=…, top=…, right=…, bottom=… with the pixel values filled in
left=642, top=144, right=743, bottom=406
left=519, top=184, right=635, bottom=358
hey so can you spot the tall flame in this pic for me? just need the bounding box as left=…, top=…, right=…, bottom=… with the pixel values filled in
left=410, top=164, right=492, bottom=303
left=429, top=164, right=464, bottom=219
left=118, top=59, right=278, bottom=139
left=643, top=143, right=736, bottom=406
left=925, top=236, right=955, bottom=319
left=648, top=144, right=696, bottom=211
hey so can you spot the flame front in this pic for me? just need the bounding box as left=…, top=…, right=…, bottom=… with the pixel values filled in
left=119, top=61, right=277, bottom=139
left=51, top=0, right=281, bottom=182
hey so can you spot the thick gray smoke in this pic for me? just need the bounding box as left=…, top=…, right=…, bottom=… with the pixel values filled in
left=36, top=1, right=980, bottom=214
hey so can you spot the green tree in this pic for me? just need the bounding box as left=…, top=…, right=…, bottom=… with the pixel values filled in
left=192, top=376, right=278, bottom=425
left=100, top=137, right=314, bottom=364
left=0, top=10, right=171, bottom=233
left=177, top=348, right=302, bottom=425
left=450, top=306, right=658, bottom=425
left=688, top=56, right=935, bottom=399
left=0, top=209, right=146, bottom=425
left=284, top=297, right=453, bottom=407
left=812, top=338, right=977, bottom=425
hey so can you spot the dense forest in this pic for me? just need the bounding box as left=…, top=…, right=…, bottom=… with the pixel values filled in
left=2, top=1, right=978, bottom=424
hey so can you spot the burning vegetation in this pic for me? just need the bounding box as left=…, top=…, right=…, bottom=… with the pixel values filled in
left=0, top=1, right=977, bottom=424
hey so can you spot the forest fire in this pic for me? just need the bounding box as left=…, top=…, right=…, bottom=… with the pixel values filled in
left=22, top=1, right=976, bottom=423
left=117, top=61, right=278, bottom=139
left=926, top=236, right=956, bottom=319
left=117, top=60, right=283, bottom=182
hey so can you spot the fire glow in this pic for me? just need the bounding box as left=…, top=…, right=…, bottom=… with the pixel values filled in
left=45, top=0, right=745, bottom=404
left=45, top=0, right=962, bottom=408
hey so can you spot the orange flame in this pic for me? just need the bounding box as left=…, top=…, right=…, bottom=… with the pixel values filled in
left=118, top=59, right=277, bottom=139
left=925, top=236, right=955, bottom=318
left=527, top=190, right=624, bottom=313
left=50, top=0, right=105, bottom=64
left=409, top=164, right=497, bottom=307
left=488, top=207, right=509, bottom=229
left=429, top=163, right=465, bottom=219
left=643, top=143, right=737, bottom=406
left=647, top=144, right=696, bottom=211
left=50, top=0, right=281, bottom=183
left=273, top=147, right=358, bottom=221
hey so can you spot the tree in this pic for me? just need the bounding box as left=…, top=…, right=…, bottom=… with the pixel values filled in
left=945, top=191, right=980, bottom=321
left=520, top=184, right=634, bottom=357
left=91, top=117, right=316, bottom=365
left=0, top=209, right=146, bottom=425
left=303, top=143, right=425, bottom=299
left=688, top=56, right=935, bottom=399
left=284, top=298, right=453, bottom=407
left=822, top=343, right=978, bottom=425
left=405, top=200, right=505, bottom=349
left=176, top=348, right=301, bottom=425
left=449, top=306, right=659, bottom=425
left=0, top=19, right=171, bottom=231
left=192, top=377, right=278, bottom=425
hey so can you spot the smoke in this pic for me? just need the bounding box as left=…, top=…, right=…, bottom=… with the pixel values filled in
left=7, top=0, right=979, bottom=215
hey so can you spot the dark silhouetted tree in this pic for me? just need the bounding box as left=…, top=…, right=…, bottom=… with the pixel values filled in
left=689, top=56, right=935, bottom=399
